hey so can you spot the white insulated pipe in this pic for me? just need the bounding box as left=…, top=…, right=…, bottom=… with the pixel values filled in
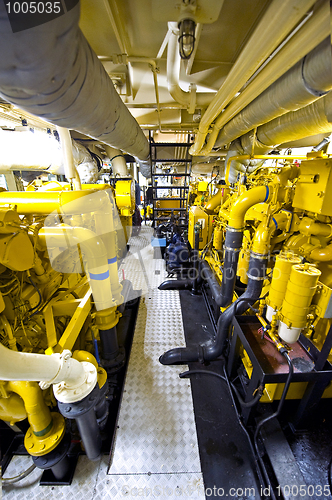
left=215, top=36, right=332, bottom=148
left=208, top=0, right=329, bottom=153
left=40, top=226, right=114, bottom=311
left=0, top=342, right=87, bottom=386
left=57, top=126, right=82, bottom=190
left=167, top=23, right=212, bottom=113
left=189, top=0, right=319, bottom=155
left=104, top=145, right=128, bottom=177
left=239, top=90, right=332, bottom=155
left=224, top=90, right=332, bottom=182
left=0, top=2, right=149, bottom=161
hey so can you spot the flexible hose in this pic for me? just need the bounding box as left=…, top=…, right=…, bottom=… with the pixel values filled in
left=180, top=369, right=264, bottom=408
left=2, top=463, right=37, bottom=485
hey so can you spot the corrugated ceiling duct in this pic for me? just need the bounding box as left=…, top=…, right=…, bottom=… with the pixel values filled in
left=215, top=37, right=332, bottom=148
left=0, top=3, right=149, bottom=161
left=240, top=90, right=332, bottom=155
left=225, top=92, right=332, bottom=183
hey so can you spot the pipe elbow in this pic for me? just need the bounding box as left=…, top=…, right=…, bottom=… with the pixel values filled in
left=205, top=191, right=222, bottom=214
left=228, top=185, right=270, bottom=229
left=310, top=244, right=332, bottom=262
left=159, top=346, right=201, bottom=365
left=158, top=279, right=192, bottom=290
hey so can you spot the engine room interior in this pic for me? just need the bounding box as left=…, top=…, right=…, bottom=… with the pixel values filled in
left=0, top=1, right=332, bottom=499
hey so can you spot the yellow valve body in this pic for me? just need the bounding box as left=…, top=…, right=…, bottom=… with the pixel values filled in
left=267, top=253, right=302, bottom=310
left=281, top=264, right=321, bottom=328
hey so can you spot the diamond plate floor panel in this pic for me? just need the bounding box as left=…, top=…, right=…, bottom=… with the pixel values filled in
left=109, top=342, right=199, bottom=475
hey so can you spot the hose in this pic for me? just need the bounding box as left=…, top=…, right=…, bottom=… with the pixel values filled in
left=253, top=351, right=293, bottom=499
left=2, top=463, right=37, bottom=485
left=180, top=369, right=264, bottom=408
left=28, top=276, right=42, bottom=312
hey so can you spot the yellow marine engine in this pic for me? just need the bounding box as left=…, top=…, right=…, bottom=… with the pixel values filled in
left=160, top=151, right=332, bottom=418
left=0, top=184, right=136, bottom=477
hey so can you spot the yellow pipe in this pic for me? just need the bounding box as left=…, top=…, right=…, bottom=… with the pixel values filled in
left=0, top=314, right=17, bottom=351
left=310, top=244, right=332, bottom=262
left=228, top=185, right=271, bottom=229
left=205, top=191, right=222, bottom=214
left=299, top=218, right=332, bottom=238
left=6, top=381, right=52, bottom=436
left=225, top=155, right=305, bottom=186
left=251, top=212, right=288, bottom=255
left=0, top=191, right=93, bottom=215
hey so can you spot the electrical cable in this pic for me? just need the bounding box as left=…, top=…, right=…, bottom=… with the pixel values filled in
left=2, top=463, right=37, bottom=485
left=180, top=369, right=263, bottom=408
left=180, top=367, right=267, bottom=493
left=27, top=276, right=42, bottom=312
left=253, top=352, right=294, bottom=499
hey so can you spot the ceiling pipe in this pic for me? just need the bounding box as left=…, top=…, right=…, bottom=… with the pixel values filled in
left=0, top=2, right=149, bottom=162
left=205, top=0, right=329, bottom=154
left=240, top=91, right=332, bottom=155
left=57, top=127, right=82, bottom=191
left=225, top=91, right=332, bottom=183
left=104, top=145, right=128, bottom=177
left=214, top=37, right=332, bottom=149
left=167, top=22, right=213, bottom=113
left=189, top=0, right=319, bottom=156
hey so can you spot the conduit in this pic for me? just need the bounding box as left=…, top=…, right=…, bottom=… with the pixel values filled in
left=0, top=2, right=149, bottom=161
left=215, top=36, right=332, bottom=148
left=189, top=0, right=318, bottom=155
left=208, top=0, right=329, bottom=153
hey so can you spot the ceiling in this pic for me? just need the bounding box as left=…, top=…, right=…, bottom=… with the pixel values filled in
left=78, top=0, right=270, bottom=132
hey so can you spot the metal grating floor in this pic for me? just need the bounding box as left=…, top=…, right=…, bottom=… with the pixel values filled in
left=2, top=226, right=205, bottom=499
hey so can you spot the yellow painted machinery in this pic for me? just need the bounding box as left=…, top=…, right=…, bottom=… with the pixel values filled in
left=160, top=152, right=332, bottom=417
left=0, top=183, right=136, bottom=478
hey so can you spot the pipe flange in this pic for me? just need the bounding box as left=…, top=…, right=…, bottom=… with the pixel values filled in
left=250, top=251, right=268, bottom=260
left=25, top=412, right=66, bottom=457
left=32, top=433, right=71, bottom=470
left=224, top=246, right=241, bottom=252
left=101, top=346, right=126, bottom=374
left=53, top=362, right=97, bottom=403
left=247, top=274, right=265, bottom=281
left=226, top=226, right=244, bottom=233
left=57, top=384, right=101, bottom=419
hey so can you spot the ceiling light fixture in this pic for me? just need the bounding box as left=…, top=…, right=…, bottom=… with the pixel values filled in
left=178, top=18, right=196, bottom=59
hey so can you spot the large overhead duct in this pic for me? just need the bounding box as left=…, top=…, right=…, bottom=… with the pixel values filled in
left=0, top=3, right=149, bottom=161
left=225, top=91, right=332, bottom=183
left=241, top=91, right=332, bottom=155
left=189, top=0, right=318, bottom=155
left=215, top=36, right=332, bottom=148
left=203, top=0, right=329, bottom=154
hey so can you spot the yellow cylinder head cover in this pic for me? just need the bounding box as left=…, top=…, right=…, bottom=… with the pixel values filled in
left=278, top=263, right=321, bottom=343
